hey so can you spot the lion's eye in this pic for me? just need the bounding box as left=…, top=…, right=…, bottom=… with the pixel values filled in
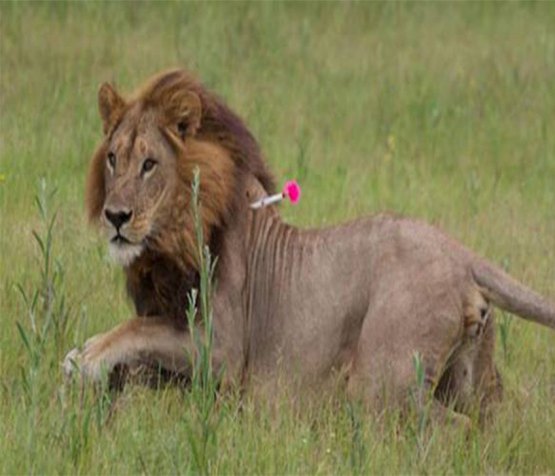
left=107, top=152, right=116, bottom=169
left=141, top=158, right=157, bottom=176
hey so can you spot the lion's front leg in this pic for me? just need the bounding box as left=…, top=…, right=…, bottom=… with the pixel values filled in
left=63, top=317, right=191, bottom=384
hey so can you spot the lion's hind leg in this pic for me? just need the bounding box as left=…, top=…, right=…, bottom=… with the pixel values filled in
left=63, top=317, right=191, bottom=387
left=346, top=291, right=474, bottom=428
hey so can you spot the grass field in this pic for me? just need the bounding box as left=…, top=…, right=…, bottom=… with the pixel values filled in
left=1, top=2, right=555, bottom=474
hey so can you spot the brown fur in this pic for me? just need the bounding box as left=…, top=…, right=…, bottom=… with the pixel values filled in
left=66, top=69, right=555, bottom=425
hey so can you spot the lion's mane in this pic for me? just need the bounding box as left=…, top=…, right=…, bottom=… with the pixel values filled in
left=85, top=69, right=275, bottom=320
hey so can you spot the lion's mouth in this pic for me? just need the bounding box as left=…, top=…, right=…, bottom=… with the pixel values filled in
left=108, top=235, right=145, bottom=267
left=111, top=234, right=132, bottom=245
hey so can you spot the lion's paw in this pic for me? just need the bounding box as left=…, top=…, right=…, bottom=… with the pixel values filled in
left=62, top=347, right=82, bottom=378
left=62, top=336, right=115, bottom=383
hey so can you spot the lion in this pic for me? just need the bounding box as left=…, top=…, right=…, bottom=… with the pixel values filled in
left=64, top=69, right=555, bottom=424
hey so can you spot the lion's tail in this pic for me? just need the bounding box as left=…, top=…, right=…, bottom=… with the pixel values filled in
left=472, top=260, right=555, bottom=330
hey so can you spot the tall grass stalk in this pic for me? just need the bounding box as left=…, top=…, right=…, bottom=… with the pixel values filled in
left=184, top=168, right=222, bottom=474
left=409, top=351, right=436, bottom=463
left=16, top=179, right=72, bottom=402
left=13, top=179, right=78, bottom=471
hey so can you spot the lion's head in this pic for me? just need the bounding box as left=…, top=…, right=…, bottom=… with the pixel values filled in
left=86, top=69, right=275, bottom=269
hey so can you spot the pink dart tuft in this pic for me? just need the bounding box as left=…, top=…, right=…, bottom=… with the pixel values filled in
left=283, top=180, right=301, bottom=204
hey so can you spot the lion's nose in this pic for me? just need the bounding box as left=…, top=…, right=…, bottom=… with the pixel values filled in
left=104, top=208, right=133, bottom=230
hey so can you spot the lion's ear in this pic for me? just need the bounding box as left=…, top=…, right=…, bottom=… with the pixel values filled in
left=98, top=83, right=126, bottom=134
left=162, top=89, right=202, bottom=139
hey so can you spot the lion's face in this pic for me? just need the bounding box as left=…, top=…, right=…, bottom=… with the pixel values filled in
left=101, top=107, right=180, bottom=266
left=86, top=71, right=241, bottom=270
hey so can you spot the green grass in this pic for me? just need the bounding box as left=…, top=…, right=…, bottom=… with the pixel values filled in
left=1, top=2, right=555, bottom=474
